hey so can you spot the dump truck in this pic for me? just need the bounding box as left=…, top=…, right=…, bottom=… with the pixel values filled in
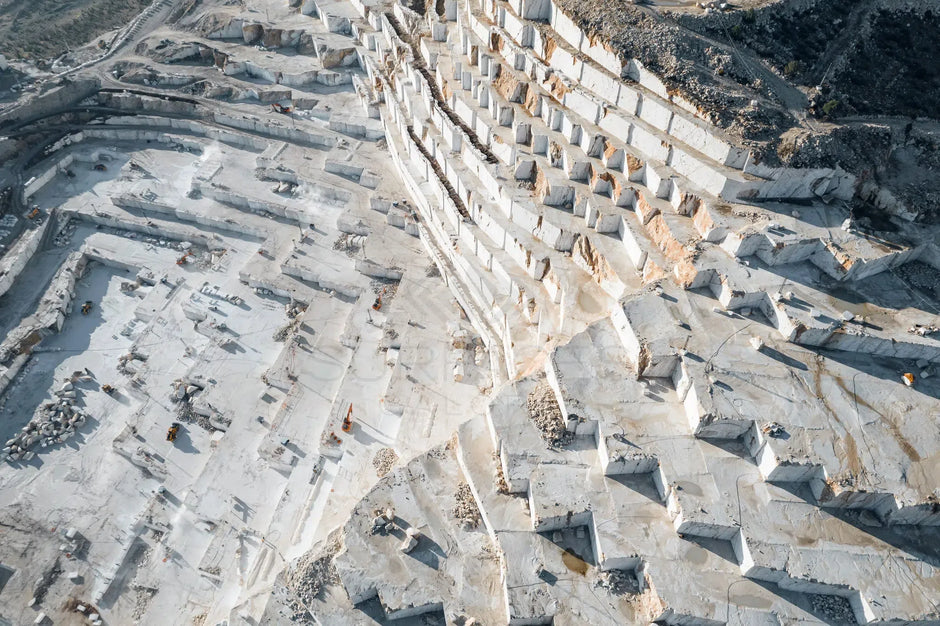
left=166, top=422, right=181, bottom=442
left=81, top=301, right=93, bottom=315
left=102, top=384, right=115, bottom=395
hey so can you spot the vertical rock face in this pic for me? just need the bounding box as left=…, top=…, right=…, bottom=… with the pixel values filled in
left=0, top=78, right=101, bottom=128
left=242, top=23, right=264, bottom=44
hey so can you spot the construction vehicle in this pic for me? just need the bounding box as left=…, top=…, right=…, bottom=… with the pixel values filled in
left=176, top=251, right=192, bottom=265
left=166, top=422, right=181, bottom=442
left=102, top=384, right=115, bottom=395
left=94, top=163, right=107, bottom=172
left=271, top=102, right=293, bottom=114
left=372, top=287, right=386, bottom=311
left=81, top=301, right=93, bottom=315
left=342, top=403, right=353, bottom=433
left=27, top=206, right=40, bottom=219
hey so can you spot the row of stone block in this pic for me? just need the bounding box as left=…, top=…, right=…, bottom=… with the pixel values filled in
left=485, top=0, right=856, bottom=202
left=425, top=13, right=702, bottom=299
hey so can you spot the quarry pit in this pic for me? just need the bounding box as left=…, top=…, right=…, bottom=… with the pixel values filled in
left=0, top=0, right=938, bottom=624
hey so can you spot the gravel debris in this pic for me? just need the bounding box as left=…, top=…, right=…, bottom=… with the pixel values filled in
left=372, top=447, right=399, bottom=477
left=811, top=593, right=856, bottom=624
left=452, top=481, right=481, bottom=529
left=285, top=529, right=343, bottom=617
left=596, top=568, right=639, bottom=596
left=131, top=586, right=157, bottom=621
left=32, top=559, right=62, bottom=604
left=526, top=380, right=572, bottom=448
left=494, top=453, right=510, bottom=494
left=332, top=233, right=361, bottom=257
left=896, top=261, right=939, bottom=295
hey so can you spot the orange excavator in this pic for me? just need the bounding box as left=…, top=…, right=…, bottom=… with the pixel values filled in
left=372, top=288, right=386, bottom=311
left=342, top=403, right=353, bottom=433
left=271, top=102, right=293, bottom=114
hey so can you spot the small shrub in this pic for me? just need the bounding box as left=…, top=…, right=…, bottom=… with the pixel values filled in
left=822, top=99, right=840, bottom=116
left=784, top=60, right=800, bottom=77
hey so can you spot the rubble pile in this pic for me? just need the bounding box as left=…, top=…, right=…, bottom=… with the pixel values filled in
left=909, top=325, right=939, bottom=338
left=596, top=568, right=640, bottom=596
left=811, top=594, right=857, bottom=624
left=31, top=559, right=62, bottom=605
left=272, top=302, right=307, bottom=342
left=284, top=530, right=342, bottom=617
left=65, top=597, right=103, bottom=624
left=53, top=219, right=77, bottom=247
left=170, top=379, right=220, bottom=432
left=452, top=481, right=481, bottom=529
left=174, top=401, right=217, bottom=432
left=332, top=233, right=361, bottom=257
left=285, top=302, right=306, bottom=319
left=117, top=351, right=148, bottom=376
left=526, top=381, right=571, bottom=448
left=896, top=261, right=939, bottom=296
left=370, top=507, right=396, bottom=535
left=270, top=180, right=298, bottom=196
left=131, top=587, right=157, bottom=622
left=2, top=378, right=90, bottom=462
left=272, top=322, right=296, bottom=342
left=371, top=447, right=399, bottom=477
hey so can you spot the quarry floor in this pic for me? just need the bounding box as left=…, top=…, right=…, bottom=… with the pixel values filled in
left=0, top=125, right=490, bottom=625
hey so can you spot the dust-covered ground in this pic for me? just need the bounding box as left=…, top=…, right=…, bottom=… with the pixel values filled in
left=0, top=0, right=151, bottom=61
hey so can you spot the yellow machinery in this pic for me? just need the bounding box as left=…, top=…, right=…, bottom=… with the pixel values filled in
left=166, top=422, right=180, bottom=443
